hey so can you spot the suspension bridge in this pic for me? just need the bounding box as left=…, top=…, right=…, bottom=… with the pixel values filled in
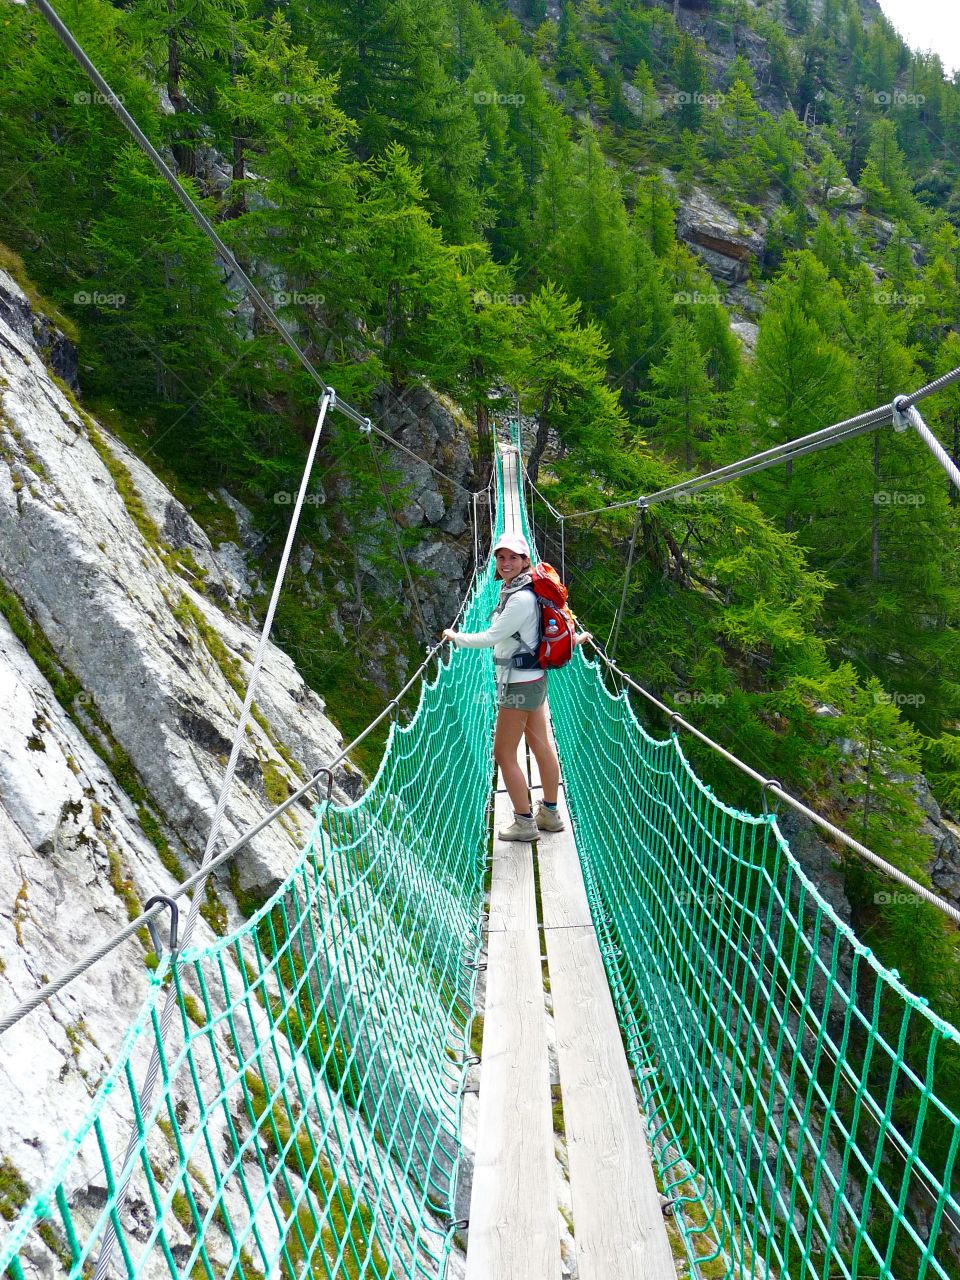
left=5, top=3, right=960, bottom=1275
left=3, top=414, right=960, bottom=1280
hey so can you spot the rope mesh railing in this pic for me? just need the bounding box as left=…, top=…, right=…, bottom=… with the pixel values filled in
left=0, top=472, right=505, bottom=1280
left=524, top=481, right=960, bottom=1276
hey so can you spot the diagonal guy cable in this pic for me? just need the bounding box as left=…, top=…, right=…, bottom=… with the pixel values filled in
left=893, top=398, right=960, bottom=494
left=32, top=0, right=479, bottom=502
left=93, top=389, right=333, bottom=1278
left=33, top=0, right=328, bottom=392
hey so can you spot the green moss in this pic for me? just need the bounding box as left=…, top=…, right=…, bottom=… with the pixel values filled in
left=137, top=805, right=185, bottom=880
left=106, top=842, right=150, bottom=951
left=85, top=420, right=165, bottom=552
left=107, top=845, right=142, bottom=922
left=262, top=757, right=290, bottom=807
left=0, top=1157, right=74, bottom=1271
left=0, top=578, right=83, bottom=711
left=0, top=243, right=80, bottom=344
left=181, top=993, right=208, bottom=1028
left=551, top=1084, right=566, bottom=1138
left=0, top=1157, right=30, bottom=1221
left=0, top=414, right=49, bottom=480
left=171, top=1188, right=193, bottom=1230
left=469, top=1014, right=484, bottom=1059
left=229, top=862, right=269, bottom=920
left=13, top=880, right=28, bottom=946
left=65, top=1018, right=89, bottom=1059
left=199, top=880, right=229, bottom=935
left=243, top=1076, right=388, bottom=1279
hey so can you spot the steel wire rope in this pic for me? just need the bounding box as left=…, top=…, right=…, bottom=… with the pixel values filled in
left=0, top=555, right=486, bottom=1038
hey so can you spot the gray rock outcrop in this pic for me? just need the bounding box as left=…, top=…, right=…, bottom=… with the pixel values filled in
left=675, top=184, right=768, bottom=283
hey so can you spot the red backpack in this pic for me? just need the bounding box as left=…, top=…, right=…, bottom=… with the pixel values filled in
left=511, top=563, right=578, bottom=671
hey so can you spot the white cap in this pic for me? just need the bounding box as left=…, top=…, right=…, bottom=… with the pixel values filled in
left=492, top=532, right=530, bottom=557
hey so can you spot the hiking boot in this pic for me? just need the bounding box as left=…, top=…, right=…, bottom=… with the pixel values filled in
left=535, top=802, right=565, bottom=833
left=498, top=813, right=539, bottom=842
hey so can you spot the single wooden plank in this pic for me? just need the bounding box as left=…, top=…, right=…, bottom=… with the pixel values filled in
left=545, top=923, right=678, bottom=1280
left=538, top=790, right=592, bottom=930
left=466, top=926, right=560, bottom=1280
left=467, top=771, right=560, bottom=1280
left=487, top=779, right=538, bottom=933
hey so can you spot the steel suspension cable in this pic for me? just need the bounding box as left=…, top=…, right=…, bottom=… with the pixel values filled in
left=565, top=406, right=894, bottom=521
left=581, top=635, right=960, bottom=925
left=0, top=549, right=486, bottom=1042
left=92, top=389, right=333, bottom=1277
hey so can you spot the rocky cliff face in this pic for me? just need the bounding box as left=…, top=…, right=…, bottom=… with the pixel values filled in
left=0, top=261, right=343, bottom=1209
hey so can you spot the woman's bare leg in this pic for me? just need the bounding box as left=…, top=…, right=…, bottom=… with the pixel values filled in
left=524, top=702, right=560, bottom=805
left=494, top=706, right=532, bottom=814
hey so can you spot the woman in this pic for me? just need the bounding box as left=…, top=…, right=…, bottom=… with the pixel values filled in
left=442, top=532, right=589, bottom=842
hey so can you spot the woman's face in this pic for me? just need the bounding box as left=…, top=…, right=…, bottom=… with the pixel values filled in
left=495, top=549, right=528, bottom=583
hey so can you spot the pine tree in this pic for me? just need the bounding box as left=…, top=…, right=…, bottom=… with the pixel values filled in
left=858, top=119, right=920, bottom=225
left=639, top=318, right=717, bottom=468
left=517, top=283, right=628, bottom=480
left=303, top=0, right=484, bottom=242
left=631, top=61, right=658, bottom=127
left=550, top=135, right=631, bottom=331
left=739, top=253, right=855, bottom=531
left=360, top=143, right=467, bottom=391
left=218, top=13, right=363, bottom=357
left=671, top=34, right=708, bottom=133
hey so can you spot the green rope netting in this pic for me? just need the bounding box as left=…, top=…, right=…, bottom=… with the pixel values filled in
left=0, top=454, right=505, bottom=1280
left=540, top=598, right=960, bottom=1267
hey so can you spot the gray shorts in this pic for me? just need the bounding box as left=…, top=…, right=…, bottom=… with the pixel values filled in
left=498, top=675, right=547, bottom=711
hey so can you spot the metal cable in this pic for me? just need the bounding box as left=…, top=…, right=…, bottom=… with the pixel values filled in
left=564, top=406, right=893, bottom=521
left=582, top=636, right=960, bottom=925
left=0, top=554, right=483, bottom=1041
left=608, top=500, right=644, bottom=661
left=93, top=390, right=333, bottom=1277
left=894, top=400, right=960, bottom=493
left=896, top=363, right=960, bottom=409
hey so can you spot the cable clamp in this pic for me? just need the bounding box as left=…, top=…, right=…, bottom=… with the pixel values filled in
left=668, top=710, right=684, bottom=736
left=761, top=778, right=783, bottom=816
left=360, top=417, right=373, bottom=434
left=324, top=385, right=337, bottom=410
left=314, top=767, right=334, bottom=806
left=144, top=895, right=180, bottom=958
left=891, top=395, right=911, bottom=432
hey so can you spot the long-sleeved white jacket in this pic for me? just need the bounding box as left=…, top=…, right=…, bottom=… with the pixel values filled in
left=452, top=589, right=542, bottom=683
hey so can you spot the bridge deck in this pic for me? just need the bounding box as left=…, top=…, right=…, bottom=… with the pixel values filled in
left=466, top=450, right=677, bottom=1278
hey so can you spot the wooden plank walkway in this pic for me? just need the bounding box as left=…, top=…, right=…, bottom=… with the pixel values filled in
left=467, top=753, right=678, bottom=1279
left=465, top=776, right=560, bottom=1280
left=466, top=438, right=677, bottom=1277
